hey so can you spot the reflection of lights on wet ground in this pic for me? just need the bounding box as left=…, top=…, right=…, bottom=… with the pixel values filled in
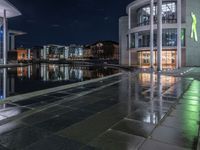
left=0, top=109, right=21, bottom=123
left=0, top=121, right=20, bottom=135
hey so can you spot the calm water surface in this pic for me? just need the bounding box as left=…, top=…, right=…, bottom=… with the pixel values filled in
left=0, top=64, right=119, bottom=99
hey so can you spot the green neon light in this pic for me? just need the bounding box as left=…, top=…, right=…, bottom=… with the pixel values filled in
left=191, top=12, right=198, bottom=42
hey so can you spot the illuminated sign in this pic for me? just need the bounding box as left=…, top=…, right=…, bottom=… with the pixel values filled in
left=191, top=12, right=198, bottom=42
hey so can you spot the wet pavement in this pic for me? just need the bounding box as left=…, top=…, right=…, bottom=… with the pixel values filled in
left=0, top=68, right=199, bottom=150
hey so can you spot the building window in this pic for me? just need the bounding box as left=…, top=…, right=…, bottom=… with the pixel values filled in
left=132, top=28, right=179, bottom=48
left=138, top=50, right=177, bottom=67
left=162, top=29, right=177, bottom=47
left=136, top=2, right=177, bottom=27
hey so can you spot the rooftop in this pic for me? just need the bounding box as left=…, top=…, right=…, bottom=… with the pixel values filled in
left=0, top=0, right=21, bottom=18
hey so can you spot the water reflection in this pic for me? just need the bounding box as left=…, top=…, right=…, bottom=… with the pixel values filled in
left=0, top=64, right=119, bottom=100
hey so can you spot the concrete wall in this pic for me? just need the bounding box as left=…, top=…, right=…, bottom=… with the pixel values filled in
left=119, top=16, right=129, bottom=66
left=185, top=0, right=200, bottom=66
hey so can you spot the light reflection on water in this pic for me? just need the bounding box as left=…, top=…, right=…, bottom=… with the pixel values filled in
left=0, top=64, right=119, bottom=100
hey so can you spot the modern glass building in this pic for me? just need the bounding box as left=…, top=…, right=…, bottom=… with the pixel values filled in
left=68, top=44, right=84, bottom=59
left=0, top=0, right=21, bottom=65
left=119, top=0, right=200, bottom=69
left=41, top=45, right=69, bottom=61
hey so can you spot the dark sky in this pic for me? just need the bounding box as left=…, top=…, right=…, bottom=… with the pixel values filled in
left=8, top=0, right=133, bottom=48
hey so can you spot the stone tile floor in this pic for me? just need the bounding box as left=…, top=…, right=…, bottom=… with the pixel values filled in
left=0, top=68, right=199, bottom=150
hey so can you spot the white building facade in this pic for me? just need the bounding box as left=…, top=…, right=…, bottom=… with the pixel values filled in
left=120, top=0, right=200, bottom=69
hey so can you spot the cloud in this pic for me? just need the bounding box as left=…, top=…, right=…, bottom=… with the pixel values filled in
left=51, top=24, right=61, bottom=28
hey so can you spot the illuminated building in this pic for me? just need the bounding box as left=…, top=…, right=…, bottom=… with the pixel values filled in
left=83, top=45, right=93, bottom=59
left=119, top=0, right=200, bottom=69
left=41, top=44, right=69, bottom=61
left=0, top=0, right=21, bottom=65
left=68, top=44, right=84, bottom=59
left=90, top=41, right=119, bottom=60
left=17, top=48, right=32, bottom=61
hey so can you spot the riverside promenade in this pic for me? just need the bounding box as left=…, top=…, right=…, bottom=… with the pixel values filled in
left=0, top=68, right=199, bottom=150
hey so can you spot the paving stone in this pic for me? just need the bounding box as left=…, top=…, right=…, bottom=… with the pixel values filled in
left=89, top=129, right=145, bottom=150
left=152, top=126, right=198, bottom=149
left=162, top=116, right=199, bottom=135
left=0, top=121, right=26, bottom=135
left=128, top=108, right=166, bottom=124
left=58, top=104, right=127, bottom=144
left=35, top=109, right=94, bottom=132
left=0, top=145, right=8, bottom=150
left=0, top=126, right=51, bottom=150
left=21, top=112, right=54, bottom=124
left=24, top=135, right=83, bottom=150
left=112, top=119, right=155, bottom=138
left=170, top=110, right=200, bottom=121
left=41, top=105, right=73, bottom=115
left=175, top=103, right=200, bottom=113
left=140, top=139, right=188, bottom=150
left=0, top=106, right=30, bottom=118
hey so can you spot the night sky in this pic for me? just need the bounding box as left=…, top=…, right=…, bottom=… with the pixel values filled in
left=8, top=0, right=133, bottom=48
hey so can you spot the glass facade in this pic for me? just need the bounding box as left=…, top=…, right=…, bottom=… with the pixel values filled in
left=0, top=18, right=3, bottom=63
left=69, top=46, right=83, bottom=58
left=138, top=50, right=177, bottom=67
left=131, top=29, right=185, bottom=48
left=137, top=2, right=177, bottom=26
left=47, top=46, right=66, bottom=60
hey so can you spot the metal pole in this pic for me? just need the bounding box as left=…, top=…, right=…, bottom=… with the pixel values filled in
left=3, top=68, right=7, bottom=99
left=150, top=0, right=154, bottom=68
left=177, top=0, right=182, bottom=68
left=157, top=0, right=162, bottom=71
left=3, top=10, right=7, bottom=65
left=128, top=7, right=132, bottom=67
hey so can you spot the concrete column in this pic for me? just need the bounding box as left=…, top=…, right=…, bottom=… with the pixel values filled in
left=177, top=0, right=182, bottom=68
left=28, top=65, right=31, bottom=79
left=135, top=33, right=139, bottom=48
left=150, top=70, right=154, bottom=123
left=150, top=0, right=154, bottom=68
left=128, top=7, right=132, bottom=66
left=157, top=72, right=163, bottom=119
left=3, top=68, right=7, bottom=99
left=119, top=16, right=128, bottom=66
left=3, top=10, right=7, bottom=65
left=128, top=41, right=131, bottom=66
left=157, top=0, right=162, bottom=71
left=128, top=72, right=132, bottom=115
left=11, top=77, right=15, bottom=93
left=43, top=46, right=47, bottom=60
left=28, top=49, right=31, bottom=60
left=7, top=32, right=9, bottom=51
left=65, top=47, right=69, bottom=59
left=11, top=35, right=15, bottom=51
left=64, top=66, right=69, bottom=80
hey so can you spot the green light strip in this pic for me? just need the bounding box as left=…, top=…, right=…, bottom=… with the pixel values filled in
left=191, top=12, right=198, bottom=42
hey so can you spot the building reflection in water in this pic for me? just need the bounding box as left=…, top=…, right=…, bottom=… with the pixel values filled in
left=0, top=64, right=119, bottom=100
left=0, top=68, right=15, bottom=100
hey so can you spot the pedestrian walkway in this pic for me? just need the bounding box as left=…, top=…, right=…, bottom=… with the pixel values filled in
left=0, top=69, right=199, bottom=150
